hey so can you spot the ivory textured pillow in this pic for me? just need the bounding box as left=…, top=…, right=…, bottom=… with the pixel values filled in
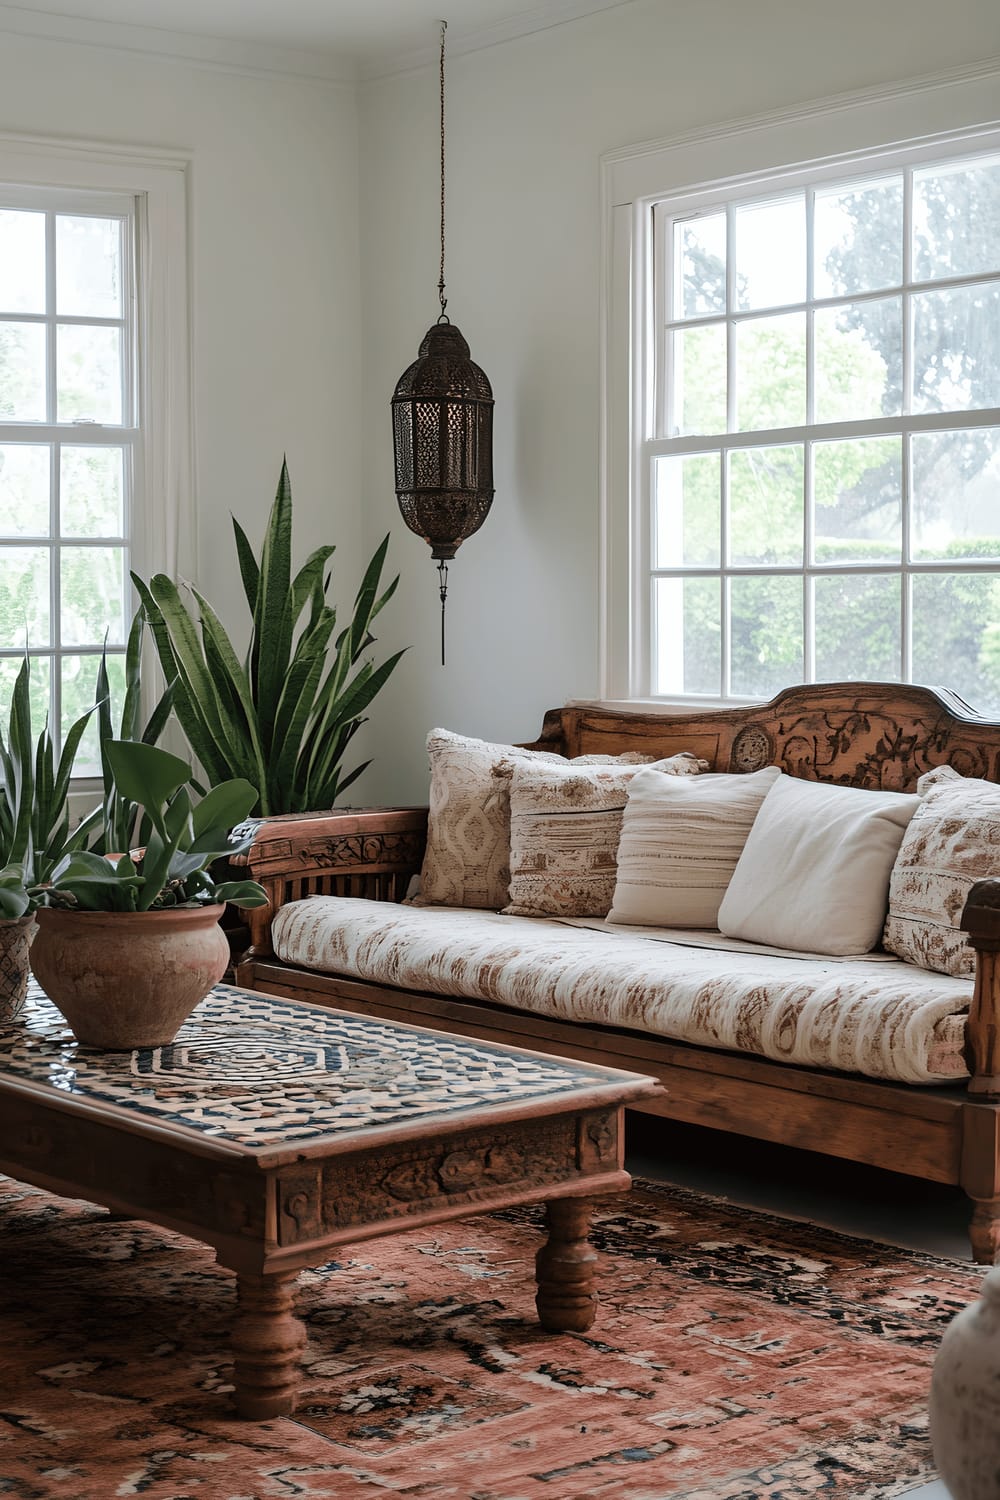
left=883, top=768, right=1000, bottom=977
left=504, top=752, right=707, bottom=918
left=419, top=729, right=658, bottom=911
left=718, top=774, right=920, bottom=955
left=608, top=765, right=782, bottom=928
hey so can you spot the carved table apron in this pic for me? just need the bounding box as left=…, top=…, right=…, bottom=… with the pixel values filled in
left=0, top=982, right=660, bottom=1419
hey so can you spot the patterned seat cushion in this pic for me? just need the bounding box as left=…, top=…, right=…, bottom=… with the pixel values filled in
left=272, top=898, right=971, bottom=1085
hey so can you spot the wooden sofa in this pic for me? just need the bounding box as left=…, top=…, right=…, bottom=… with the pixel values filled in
left=234, top=681, right=1000, bottom=1262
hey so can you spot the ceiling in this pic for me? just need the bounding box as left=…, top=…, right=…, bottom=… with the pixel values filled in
left=0, top=0, right=636, bottom=74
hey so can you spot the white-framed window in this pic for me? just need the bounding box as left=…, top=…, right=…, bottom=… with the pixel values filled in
left=0, top=137, right=192, bottom=776
left=1, top=186, right=136, bottom=774
left=602, top=68, right=1000, bottom=714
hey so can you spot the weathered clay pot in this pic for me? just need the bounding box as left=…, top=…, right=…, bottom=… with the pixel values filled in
left=929, top=1264, right=1000, bottom=1499
left=30, top=904, right=228, bottom=1049
left=0, top=912, right=36, bottom=1023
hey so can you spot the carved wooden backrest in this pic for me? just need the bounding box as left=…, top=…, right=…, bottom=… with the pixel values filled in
left=527, top=682, right=1000, bottom=792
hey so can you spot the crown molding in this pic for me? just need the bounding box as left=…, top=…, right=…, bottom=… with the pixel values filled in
left=602, top=52, right=1000, bottom=176
left=0, top=1, right=357, bottom=85
left=360, top=0, right=637, bottom=82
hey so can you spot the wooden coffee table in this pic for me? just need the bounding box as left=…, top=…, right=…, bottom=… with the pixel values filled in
left=0, top=982, right=660, bottom=1418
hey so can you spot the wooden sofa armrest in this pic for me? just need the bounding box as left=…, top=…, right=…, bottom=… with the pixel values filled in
left=230, top=806, right=428, bottom=963
left=962, top=877, right=1000, bottom=1097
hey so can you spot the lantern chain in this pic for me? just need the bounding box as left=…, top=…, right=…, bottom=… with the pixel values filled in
left=438, top=19, right=448, bottom=323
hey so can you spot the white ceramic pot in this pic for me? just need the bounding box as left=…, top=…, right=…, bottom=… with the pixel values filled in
left=930, top=1265, right=1000, bottom=1499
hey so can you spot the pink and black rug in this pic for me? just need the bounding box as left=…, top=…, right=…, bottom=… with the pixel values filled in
left=0, top=1173, right=979, bottom=1499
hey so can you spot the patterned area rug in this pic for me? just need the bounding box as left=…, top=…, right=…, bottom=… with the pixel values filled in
left=0, top=1174, right=979, bottom=1500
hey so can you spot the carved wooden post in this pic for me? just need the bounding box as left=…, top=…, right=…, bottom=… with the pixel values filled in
left=231, top=1270, right=307, bottom=1419
left=535, top=1197, right=598, bottom=1332
left=962, top=879, right=1000, bottom=1096
left=961, top=879, right=1000, bottom=1262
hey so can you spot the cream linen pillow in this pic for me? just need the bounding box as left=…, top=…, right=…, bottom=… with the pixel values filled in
left=504, top=752, right=708, bottom=919
left=718, top=774, right=920, bottom=955
left=608, top=765, right=782, bottom=929
left=418, top=729, right=658, bottom=911
left=883, top=766, right=1000, bottom=977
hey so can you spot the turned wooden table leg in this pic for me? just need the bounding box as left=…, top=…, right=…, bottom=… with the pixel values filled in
left=231, top=1270, right=307, bottom=1419
left=535, top=1197, right=598, bottom=1332
left=968, top=1196, right=1000, bottom=1265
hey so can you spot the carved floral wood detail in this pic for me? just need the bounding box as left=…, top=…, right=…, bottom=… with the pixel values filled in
left=276, top=1115, right=605, bottom=1244
left=542, top=685, right=1000, bottom=793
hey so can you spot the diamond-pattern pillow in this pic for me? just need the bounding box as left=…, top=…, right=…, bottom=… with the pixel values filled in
left=417, top=729, right=661, bottom=911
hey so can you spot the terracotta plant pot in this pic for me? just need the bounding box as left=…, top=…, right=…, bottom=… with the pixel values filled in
left=30, top=904, right=229, bottom=1050
left=0, top=913, right=36, bottom=1024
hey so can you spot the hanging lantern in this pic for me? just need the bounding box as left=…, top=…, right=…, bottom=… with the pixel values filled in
left=391, top=20, right=494, bottom=665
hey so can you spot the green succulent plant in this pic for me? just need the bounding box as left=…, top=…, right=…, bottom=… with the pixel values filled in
left=0, top=654, right=98, bottom=919
left=41, top=741, right=267, bottom=914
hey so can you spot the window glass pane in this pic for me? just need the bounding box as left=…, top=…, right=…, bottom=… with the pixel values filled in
left=729, top=445, right=803, bottom=564
left=674, top=212, right=727, bottom=319
left=735, top=196, right=805, bottom=311
left=61, top=446, right=124, bottom=537
left=0, top=322, right=46, bottom=421
left=914, top=156, right=1000, bottom=283
left=729, top=575, right=803, bottom=697
left=912, top=572, right=1000, bottom=716
left=814, top=296, right=902, bottom=423
left=0, top=547, right=50, bottom=647
left=671, top=323, right=726, bottom=436
left=56, top=215, right=122, bottom=318
left=735, top=312, right=806, bottom=431
left=814, top=575, right=901, bottom=682
left=0, top=210, right=46, bottom=314
left=0, top=655, right=50, bottom=730
left=813, top=177, right=903, bottom=298
left=913, top=284, right=1000, bottom=413
left=911, top=429, right=1000, bottom=561
left=57, top=324, right=123, bottom=423
left=654, top=576, right=720, bottom=695
left=62, top=651, right=125, bottom=777
left=0, top=445, right=49, bottom=537
left=60, top=546, right=125, bottom=647
left=654, top=454, right=720, bottom=567
left=813, top=436, right=901, bottom=563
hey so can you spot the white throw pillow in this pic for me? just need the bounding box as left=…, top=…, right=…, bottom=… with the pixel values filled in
left=718, top=774, right=920, bottom=956
left=504, top=752, right=707, bottom=919
left=608, top=765, right=782, bottom=929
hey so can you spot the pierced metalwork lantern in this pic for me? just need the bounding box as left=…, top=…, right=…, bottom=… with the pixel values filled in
left=391, top=21, right=494, bottom=663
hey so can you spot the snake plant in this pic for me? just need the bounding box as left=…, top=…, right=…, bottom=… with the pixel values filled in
left=0, top=655, right=96, bottom=918
left=132, top=460, right=404, bottom=817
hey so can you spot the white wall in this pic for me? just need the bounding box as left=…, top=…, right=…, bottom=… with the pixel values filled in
left=358, top=0, right=1000, bottom=803
left=0, top=30, right=363, bottom=645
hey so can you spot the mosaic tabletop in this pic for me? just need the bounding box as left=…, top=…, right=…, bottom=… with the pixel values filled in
left=0, top=982, right=621, bottom=1153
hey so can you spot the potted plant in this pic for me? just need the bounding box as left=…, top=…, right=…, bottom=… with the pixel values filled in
left=0, top=656, right=99, bottom=1021
left=29, top=739, right=267, bottom=1050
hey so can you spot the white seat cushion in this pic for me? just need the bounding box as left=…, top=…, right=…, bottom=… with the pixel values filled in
left=272, top=897, right=971, bottom=1085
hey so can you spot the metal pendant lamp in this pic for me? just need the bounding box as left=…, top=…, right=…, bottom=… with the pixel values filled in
left=391, top=19, right=494, bottom=665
